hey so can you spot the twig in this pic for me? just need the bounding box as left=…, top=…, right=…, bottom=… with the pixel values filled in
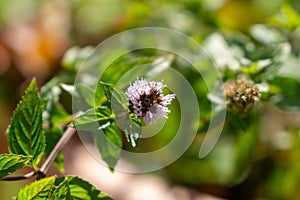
left=1, top=127, right=77, bottom=181
left=1, top=171, right=37, bottom=181
left=39, top=127, right=77, bottom=175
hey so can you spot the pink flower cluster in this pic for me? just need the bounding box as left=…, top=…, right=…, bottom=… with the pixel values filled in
left=126, top=79, right=176, bottom=125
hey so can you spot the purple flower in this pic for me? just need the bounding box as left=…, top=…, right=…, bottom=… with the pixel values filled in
left=126, top=79, right=176, bottom=125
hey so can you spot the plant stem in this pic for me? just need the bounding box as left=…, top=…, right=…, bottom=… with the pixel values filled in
left=1, top=171, right=37, bottom=181
left=1, top=126, right=77, bottom=181
left=39, top=127, right=76, bottom=174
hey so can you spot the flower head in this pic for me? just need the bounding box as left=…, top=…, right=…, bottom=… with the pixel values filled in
left=223, top=75, right=261, bottom=113
left=126, top=78, right=176, bottom=125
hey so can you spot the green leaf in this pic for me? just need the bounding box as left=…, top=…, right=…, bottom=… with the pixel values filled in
left=94, top=123, right=122, bottom=169
left=0, top=154, right=32, bottom=179
left=51, top=178, right=71, bottom=200
left=270, top=77, right=300, bottom=111
left=62, top=84, right=103, bottom=109
left=41, top=75, right=73, bottom=128
left=45, top=127, right=65, bottom=173
left=7, top=78, right=45, bottom=167
left=18, top=176, right=56, bottom=200
left=61, top=46, right=93, bottom=71
left=72, top=107, right=114, bottom=131
left=55, top=176, right=112, bottom=200
left=123, top=113, right=142, bottom=148
left=100, top=82, right=128, bottom=108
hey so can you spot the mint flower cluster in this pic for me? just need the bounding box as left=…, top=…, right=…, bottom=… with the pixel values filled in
left=126, top=79, right=176, bottom=125
left=223, top=75, right=261, bottom=113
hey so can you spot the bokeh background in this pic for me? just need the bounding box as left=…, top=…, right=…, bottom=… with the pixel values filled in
left=1, top=0, right=300, bottom=199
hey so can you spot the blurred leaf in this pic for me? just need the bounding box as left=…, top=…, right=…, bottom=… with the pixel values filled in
left=41, top=74, right=73, bottom=127
left=269, top=3, right=300, bottom=30
left=18, top=176, right=56, bottom=200
left=61, top=46, right=93, bottom=71
left=247, top=45, right=282, bottom=62
left=233, top=120, right=259, bottom=180
left=7, top=78, right=45, bottom=167
left=72, top=107, right=114, bottom=131
left=44, top=127, right=65, bottom=173
left=50, top=103, right=72, bottom=126
left=62, top=84, right=103, bottom=108
left=94, top=123, right=122, bottom=169
left=248, top=61, right=282, bottom=82
left=250, top=24, right=286, bottom=44
left=204, top=33, right=243, bottom=70
left=0, top=154, right=31, bottom=179
left=270, top=77, right=300, bottom=111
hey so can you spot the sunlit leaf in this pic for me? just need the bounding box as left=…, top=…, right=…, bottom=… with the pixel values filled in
left=7, top=78, right=45, bottom=167
left=0, top=154, right=32, bottom=179
left=55, top=176, right=112, bottom=200
left=18, top=176, right=56, bottom=200
left=51, top=178, right=71, bottom=200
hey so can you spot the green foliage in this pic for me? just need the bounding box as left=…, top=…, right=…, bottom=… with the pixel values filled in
left=72, top=107, right=114, bottom=130
left=18, top=176, right=56, bottom=200
left=7, top=79, right=45, bottom=168
left=17, top=176, right=111, bottom=200
left=55, top=176, right=111, bottom=200
left=2, top=1, right=300, bottom=199
left=17, top=176, right=112, bottom=200
left=0, top=154, right=32, bottom=179
left=44, top=127, right=65, bottom=173
left=94, top=123, right=122, bottom=169
left=99, top=81, right=142, bottom=148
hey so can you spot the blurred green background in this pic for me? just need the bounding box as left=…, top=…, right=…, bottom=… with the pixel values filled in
left=1, top=0, right=300, bottom=199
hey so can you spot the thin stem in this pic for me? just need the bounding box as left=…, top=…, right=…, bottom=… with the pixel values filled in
left=1, top=126, right=77, bottom=181
left=1, top=171, right=37, bottom=181
left=39, top=127, right=76, bottom=174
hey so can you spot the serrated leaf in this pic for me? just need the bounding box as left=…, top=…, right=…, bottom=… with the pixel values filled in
left=51, top=178, right=71, bottom=200
left=72, top=107, right=114, bottom=131
left=55, top=176, right=112, bottom=200
left=0, top=154, right=32, bottom=179
left=94, top=123, right=122, bottom=169
left=8, top=78, right=45, bottom=167
left=18, top=176, right=56, bottom=200
left=45, top=127, right=65, bottom=173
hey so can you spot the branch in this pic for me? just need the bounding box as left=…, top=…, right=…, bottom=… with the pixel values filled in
left=1, top=171, right=37, bottom=181
left=39, top=127, right=77, bottom=174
